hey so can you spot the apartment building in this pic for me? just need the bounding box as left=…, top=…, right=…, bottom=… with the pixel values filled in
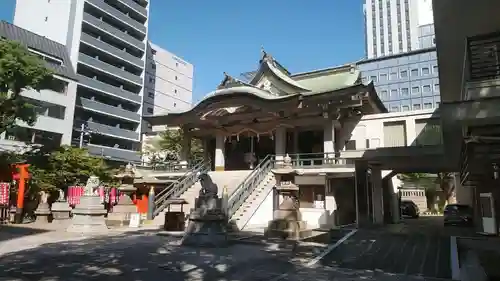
left=0, top=21, right=78, bottom=152
left=363, top=0, right=434, bottom=58
left=142, top=42, right=193, bottom=133
left=14, top=0, right=150, bottom=163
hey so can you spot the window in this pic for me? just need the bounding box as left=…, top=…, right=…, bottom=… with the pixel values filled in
left=390, top=89, right=398, bottom=98
left=411, top=86, right=420, bottom=94
left=173, top=102, right=177, bottom=107
left=400, top=70, right=408, bottom=78
left=434, top=83, right=440, bottom=91
left=148, top=92, right=154, bottom=98
left=413, top=104, right=421, bottom=110
left=423, top=85, right=431, bottom=92
left=151, top=49, right=157, bottom=55
left=423, top=102, right=433, bottom=109
left=433, top=65, right=438, bottom=74
left=147, top=107, right=153, bottom=114
left=411, top=69, right=419, bottom=76
left=44, top=17, right=48, bottom=22
left=370, top=75, right=378, bottom=82
left=149, top=77, right=154, bottom=83
left=390, top=72, right=398, bottom=80
left=362, top=76, right=368, bottom=83
left=401, top=88, right=409, bottom=97
left=151, top=63, right=156, bottom=70
left=436, top=102, right=440, bottom=107
left=422, top=67, right=430, bottom=75
left=380, top=73, right=388, bottom=81
left=391, top=106, right=400, bottom=112
left=176, top=62, right=179, bottom=67
left=380, top=90, right=388, bottom=99
left=432, top=37, right=436, bottom=45
left=402, top=105, right=410, bottom=111
left=175, top=76, right=178, bottom=80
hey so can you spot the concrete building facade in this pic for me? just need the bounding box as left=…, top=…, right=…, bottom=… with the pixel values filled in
left=14, top=0, right=150, bottom=163
left=0, top=21, right=78, bottom=152
left=142, top=42, right=193, bottom=133
left=363, top=0, right=434, bottom=58
left=358, top=47, right=440, bottom=112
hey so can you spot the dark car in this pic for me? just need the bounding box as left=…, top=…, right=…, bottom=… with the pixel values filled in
left=401, top=200, right=420, bottom=218
left=444, top=204, right=473, bottom=226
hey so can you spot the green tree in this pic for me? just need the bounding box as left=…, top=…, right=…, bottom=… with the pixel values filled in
left=144, top=129, right=203, bottom=164
left=27, top=146, right=116, bottom=193
left=0, top=40, right=53, bottom=134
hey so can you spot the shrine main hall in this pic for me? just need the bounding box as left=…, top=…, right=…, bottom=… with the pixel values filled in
left=145, top=49, right=386, bottom=171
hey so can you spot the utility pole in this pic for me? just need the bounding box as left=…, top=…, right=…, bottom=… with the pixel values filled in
left=79, top=123, right=85, bottom=148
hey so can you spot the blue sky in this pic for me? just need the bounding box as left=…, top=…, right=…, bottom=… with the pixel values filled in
left=0, top=0, right=366, bottom=102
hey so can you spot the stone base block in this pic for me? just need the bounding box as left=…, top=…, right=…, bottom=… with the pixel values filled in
left=106, top=213, right=131, bottom=228
left=67, top=214, right=108, bottom=233
left=52, top=211, right=71, bottom=221
left=35, top=214, right=50, bottom=224
left=265, top=219, right=311, bottom=240
left=67, top=195, right=108, bottom=233
left=181, top=219, right=228, bottom=247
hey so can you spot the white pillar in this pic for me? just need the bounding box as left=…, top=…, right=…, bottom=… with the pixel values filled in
left=325, top=178, right=337, bottom=228
left=371, top=167, right=384, bottom=224
left=179, top=130, right=191, bottom=169
left=275, top=127, right=286, bottom=163
left=323, top=120, right=335, bottom=162
left=215, top=134, right=225, bottom=171
left=405, top=119, right=416, bottom=146
left=455, top=173, right=472, bottom=206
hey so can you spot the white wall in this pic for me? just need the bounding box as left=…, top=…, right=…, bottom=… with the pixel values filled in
left=346, top=108, right=438, bottom=148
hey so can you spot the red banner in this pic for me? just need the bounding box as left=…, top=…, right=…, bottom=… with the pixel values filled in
left=0, top=182, right=10, bottom=205
left=67, top=186, right=84, bottom=207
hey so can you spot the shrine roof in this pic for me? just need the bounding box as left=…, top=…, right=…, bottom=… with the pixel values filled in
left=143, top=50, right=386, bottom=126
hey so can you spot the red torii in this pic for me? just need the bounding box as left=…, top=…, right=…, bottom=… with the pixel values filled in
left=11, top=163, right=30, bottom=223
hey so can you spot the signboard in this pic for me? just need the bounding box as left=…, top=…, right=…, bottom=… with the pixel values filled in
left=129, top=213, right=140, bottom=228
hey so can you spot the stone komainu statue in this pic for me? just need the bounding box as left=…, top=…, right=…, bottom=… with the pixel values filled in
left=198, top=173, right=218, bottom=198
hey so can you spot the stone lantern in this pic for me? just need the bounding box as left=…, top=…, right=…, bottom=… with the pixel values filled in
left=265, top=154, right=311, bottom=240
left=106, top=163, right=138, bottom=227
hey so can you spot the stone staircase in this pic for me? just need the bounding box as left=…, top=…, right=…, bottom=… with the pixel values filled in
left=152, top=170, right=251, bottom=226
left=230, top=171, right=276, bottom=230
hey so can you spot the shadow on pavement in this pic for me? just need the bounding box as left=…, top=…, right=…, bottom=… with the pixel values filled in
left=0, top=225, right=50, bottom=243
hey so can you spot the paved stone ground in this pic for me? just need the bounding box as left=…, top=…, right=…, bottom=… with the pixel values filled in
left=0, top=223, right=452, bottom=281
left=320, top=216, right=479, bottom=280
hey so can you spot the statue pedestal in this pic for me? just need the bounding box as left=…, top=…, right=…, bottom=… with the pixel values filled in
left=181, top=196, right=228, bottom=247
left=35, top=202, right=51, bottom=224
left=265, top=204, right=311, bottom=240
left=51, top=201, right=72, bottom=221
left=67, top=195, right=108, bottom=233
left=107, top=193, right=137, bottom=227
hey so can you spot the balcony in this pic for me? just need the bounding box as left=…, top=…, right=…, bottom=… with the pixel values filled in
left=78, top=53, right=143, bottom=86
left=116, top=0, right=147, bottom=18
left=77, top=97, right=141, bottom=122
left=77, top=74, right=141, bottom=104
left=80, top=33, right=144, bottom=68
left=86, top=143, right=141, bottom=162
left=82, top=13, right=145, bottom=51
left=85, top=0, right=146, bottom=34
left=74, top=119, right=139, bottom=140
left=464, top=32, right=500, bottom=100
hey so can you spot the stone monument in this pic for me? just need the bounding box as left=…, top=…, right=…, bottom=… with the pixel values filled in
left=34, top=190, right=51, bottom=223
left=107, top=163, right=138, bottom=227
left=51, top=188, right=72, bottom=222
left=181, top=173, right=228, bottom=247
left=67, top=176, right=108, bottom=233
left=265, top=154, right=311, bottom=240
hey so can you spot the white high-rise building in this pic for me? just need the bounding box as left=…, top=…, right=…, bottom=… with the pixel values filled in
left=14, top=0, right=150, bottom=163
left=363, top=0, right=433, bottom=59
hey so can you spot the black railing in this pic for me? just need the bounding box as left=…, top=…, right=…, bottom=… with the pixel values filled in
left=226, top=152, right=357, bottom=220
left=468, top=31, right=500, bottom=81
left=227, top=154, right=275, bottom=219
left=153, top=160, right=210, bottom=217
